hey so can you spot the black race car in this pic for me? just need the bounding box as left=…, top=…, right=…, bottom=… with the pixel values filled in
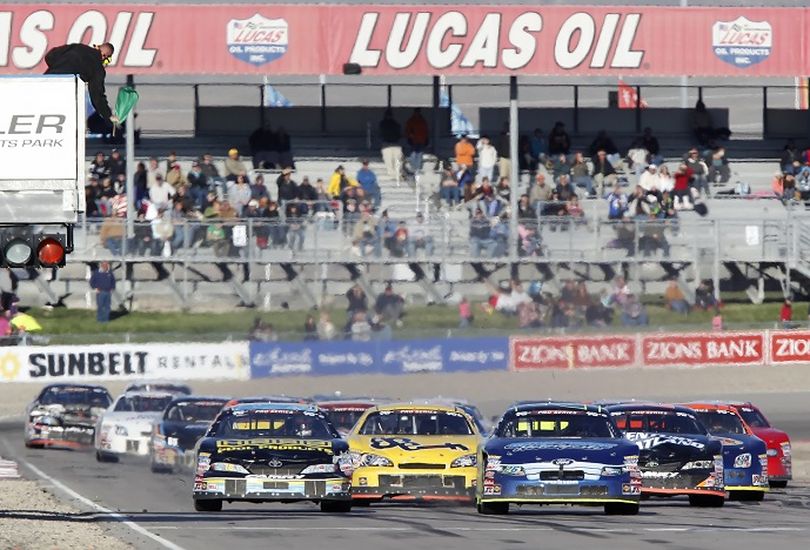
left=193, top=403, right=351, bottom=512
left=150, top=396, right=230, bottom=473
left=605, top=403, right=726, bottom=507
left=25, top=384, right=112, bottom=449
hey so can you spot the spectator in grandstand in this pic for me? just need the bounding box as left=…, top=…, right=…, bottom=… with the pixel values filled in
left=555, top=174, right=577, bottom=202
left=389, top=220, right=409, bottom=258
left=479, top=188, right=503, bottom=219
left=664, top=279, right=690, bottom=315
left=250, top=318, right=277, bottom=342
left=707, top=147, right=730, bottom=185
left=151, top=205, right=175, bottom=256
left=163, top=151, right=178, bottom=175
left=297, top=176, right=318, bottom=213
left=782, top=173, right=799, bottom=202
left=694, top=280, right=717, bottom=310
left=592, top=150, right=618, bottom=197
left=639, top=217, right=670, bottom=257
left=317, top=312, right=337, bottom=341
left=638, top=163, right=658, bottom=191
left=469, top=208, right=494, bottom=258
left=166, top=163, right=187, bottom=190
left=170, top=199, right=192, bottom=251
left=276, top=127, right=294, bottom=169
left=146, top=157, right=162, bottom=188
left=781, top=140, right=801, bottom=173
left=456, top=164, right=476, bottom=203
left=407, top=212, right=434, bottom=257
left=89, top=261, right=116, bottom=323
left=567, top=196, right=585, bottom=227
left=186, top=161, right=208, bottom=209
left=96, top=177, right=117, bottom=217
left=89, top=151, right=110, bottom=181
left=497, top=125, right=512, bottom=181
left=550, top=153, right=570, bottom=182
left=149, top=174, right=175, bottom=210
left=438, top=167, right=460, bottom=207
left=132, top=162, right=148, bottom=208
left=224, top=148, right=248, bottom=182
left=328, top=165, right=356, bottom=197
left=626, top=140, right=649, bottom=177
left=570, top=151, right=594, bottom=196
left=495, top=177, right=511, bottom=203
left=476, top=136, right=498, bottom=183
left=490, top=213, right=510, bottom=257
left=346, top=284, right=368, bottom=318
left=84, top=182, right=101, bottom=219
left=350, top=311, right=373, bottom=342
left=657, top=165, right=674, bottom=192
left=626, top=185, right=652, bottom=219
left=100, top=212, right=125, bottom=255
left=672, top=163, right=694, bottom=210
left=228, top=174, right=252, bottom=216
left=248, top=173, right=269, bottom=203
left=589, top=130, right=621, bottom=167
left=620, top=294, right=649, bottom=326
left=529, top=128, right=548, bottom=167
left=606, top=183, right=628, bottom=220
left=455, top=136, right=476, bottom=170
left=276, top=168, right=298, bottom=203
left=107, top=148, right=125, bottom=180
left=265, top=200, right=288, bottom=248
left=606, top=220, right=636, bottom=256
left=458, top=296, right=474, bottom=328
left=530, top=173, right=554, bottom=218
left=285, top=202, right=306, bottom=253
left=518, top=134, right=536, bottom=173
left=199, top=153, right=220, bottom=180
left=353, top=210, right=380, bottom=258
left=375, top=283, right=405, bottom=326
left=249, top=124, right=278, bottom=169
left=303, top=315, right=318, bottom=341
left=405, top=108, right=429, bottom=174
left=587, top=290, right=614, bottom=327
left=780, top=299, right=793, bottom=328
left=379, top=109, right=404, bottom=179
left=548, top=121, right=571, bottom=156
left=641, top=127, right=662, bottom=166
left=357, top=160, right=381, bottom=209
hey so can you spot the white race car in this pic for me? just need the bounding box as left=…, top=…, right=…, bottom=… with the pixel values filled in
left=95, top=391, right=175, bottom=462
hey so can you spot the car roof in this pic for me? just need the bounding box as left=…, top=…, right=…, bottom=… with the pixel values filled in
left=118, top=390, right=177, bottom=399
left=510, top=402, right=610, bottom=414
left=166, top=396, right=229, bottom=406
left=679, top=402, right=738, bottom=412
left=368, top=402, right=467, bottom=414
left=317, top=400, right=378, bottom=408
left=42, top=383, right=109, bottom=391
left=604, top=402, right=698, bottom=415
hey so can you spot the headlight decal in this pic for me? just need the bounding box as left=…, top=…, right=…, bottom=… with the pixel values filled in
left=450, top=454, right=477, bottom=468
left=733, top=453, right=752, bottom=469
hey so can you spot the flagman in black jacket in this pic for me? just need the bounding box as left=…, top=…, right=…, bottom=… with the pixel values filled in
left=44, top=42, right=118, bottom=124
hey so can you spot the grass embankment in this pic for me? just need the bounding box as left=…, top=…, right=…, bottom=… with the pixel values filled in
left=24, top=300, right=795, bottom=345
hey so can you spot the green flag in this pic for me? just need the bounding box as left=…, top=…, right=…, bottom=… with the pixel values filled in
left=114, top=86, right=139, bottom=122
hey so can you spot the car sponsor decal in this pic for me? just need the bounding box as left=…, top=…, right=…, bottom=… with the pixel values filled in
left=503, top=441, right=618, bottom=452
left=624, top=432, right=706, bottom=450
left=368, top=437, right=470, bottom=452
left=215, top=438, right=332, bottom=453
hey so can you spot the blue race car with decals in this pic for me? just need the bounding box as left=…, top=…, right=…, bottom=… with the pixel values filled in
left=606, top=403, right=726, bottom=507
left=682, top=402, right=769, bottom=501
left=477, top=403, right=641, bottom=515
left=150, top=396, right=229, bottom=473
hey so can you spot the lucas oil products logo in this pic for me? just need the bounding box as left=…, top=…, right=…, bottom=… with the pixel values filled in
left=227, top=14, right=288, bottom=66
left=712, top=16, right=772, bottom=68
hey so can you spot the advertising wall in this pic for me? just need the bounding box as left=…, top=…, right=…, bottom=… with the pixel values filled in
left=0, top=342, right=250, bottom=383
left=0, top=4, right=806, bottom=77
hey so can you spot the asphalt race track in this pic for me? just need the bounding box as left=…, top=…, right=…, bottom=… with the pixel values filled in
left=1, top=390, right=809, bottom=550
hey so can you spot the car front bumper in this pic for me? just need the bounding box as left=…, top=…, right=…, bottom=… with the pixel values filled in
left=351, top=467, right=476, bottom=501
left=193, top=476, right=351, bottom=502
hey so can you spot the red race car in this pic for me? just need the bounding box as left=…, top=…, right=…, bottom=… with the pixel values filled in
left=727, top=402, right=792, bottom=488
left=315, top=398, right=380, bottom=437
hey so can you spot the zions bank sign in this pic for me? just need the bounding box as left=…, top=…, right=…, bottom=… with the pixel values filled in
left=0, top=4, right=805, bottom=76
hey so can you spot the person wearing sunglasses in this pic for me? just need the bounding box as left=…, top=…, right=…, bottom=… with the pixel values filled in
left=44, top=42, right=118, bottom=125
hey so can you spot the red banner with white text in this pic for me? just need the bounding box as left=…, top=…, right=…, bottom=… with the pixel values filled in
left=0, top=4, right=807, bottom=76
left=511, top=335, right=637, bottom=370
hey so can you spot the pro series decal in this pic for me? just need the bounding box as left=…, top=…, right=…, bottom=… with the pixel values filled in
left=369, top=437, right=469, bottom=452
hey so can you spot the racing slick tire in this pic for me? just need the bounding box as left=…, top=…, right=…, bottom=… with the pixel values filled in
left=24, top=441, right=43, bottom=449
left=194, top=499, right=223, bottom=512
left=736, top=491, right=765, bottom=502
left=688, top=494, right=725, bottom=508
left=769, top=480, right=788, bottom=489
left=96, top=451, right=119, bottom=463
left=604, top=502, right=640, bottom=516
left=150, top=460, right=173, bottom=474
left=477, top=501, right=509, bottom=515
left=320, top=500, right=352, bottom=513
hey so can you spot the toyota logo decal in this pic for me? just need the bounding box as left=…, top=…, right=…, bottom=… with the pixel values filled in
left=267, top=458, right=283, bottom=468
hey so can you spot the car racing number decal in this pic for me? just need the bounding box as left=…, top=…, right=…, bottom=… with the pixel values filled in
left=215, top=438, right=332, bottom=453
left=369, top=437, right=469, bottom=452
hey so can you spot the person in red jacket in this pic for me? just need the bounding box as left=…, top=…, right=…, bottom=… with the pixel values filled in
left=672, top=163, right=694, bottom=209
left=780, top=299, right=793, bottom=328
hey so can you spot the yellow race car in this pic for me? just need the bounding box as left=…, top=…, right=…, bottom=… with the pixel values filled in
left=345, top=403, right=481, bottom=503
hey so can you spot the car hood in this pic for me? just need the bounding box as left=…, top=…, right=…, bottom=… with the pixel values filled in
left=349, top=434, right=480, bottom=463
left=101, top=411, right=163, bottom=427
left=750, top=427, right=790, bottom=446
left=201, top=437, right=339, bottom=463
left=623, top=432, right=720, bottom=465
left=486, top=437, right=636, bottom=464
left=712, top=433, right=767, bottom=456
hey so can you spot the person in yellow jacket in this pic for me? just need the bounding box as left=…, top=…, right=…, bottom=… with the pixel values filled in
left=328, top=165, right=358, bottom=197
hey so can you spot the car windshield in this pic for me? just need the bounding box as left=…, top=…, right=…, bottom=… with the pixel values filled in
left=359, top=410, right=474, bottom=435
left=114, top=395, right=174, bottom=413
left=39, top=387, right=111, bottom=408
left=694, top=411, right=746, bottom=435
left=323, top=409, right=367, bottom=433
left=166, top=401, right=225, bottom=423
left=213, top=409, right=334, bottom=439
left=497, top=411, right=617, bottom=438
left=127, top=383, right=191, bottom=395
left=737, top=408, right=770, bottom=429
left=611, top=410, right=706, bottom=435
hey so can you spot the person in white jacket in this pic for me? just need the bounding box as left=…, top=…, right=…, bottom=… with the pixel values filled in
left=638, top=164, right=658, bottom=191
left=476, top=136, right=498, bottom=183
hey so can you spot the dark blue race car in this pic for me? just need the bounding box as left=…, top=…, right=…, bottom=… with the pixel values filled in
left=477, top=403, right=642, bottom=515
left=150, top=396, right=229, bottom=473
